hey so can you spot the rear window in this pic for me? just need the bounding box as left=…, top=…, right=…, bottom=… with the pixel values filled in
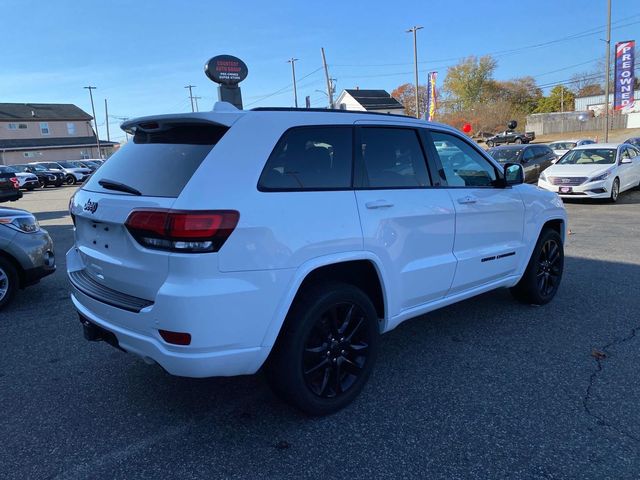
left=488, top=148, right=522, bottom=163
left=84, top=123, right=227, bottom=197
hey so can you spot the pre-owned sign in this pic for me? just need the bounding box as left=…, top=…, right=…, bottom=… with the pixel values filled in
left=614, top=40, right=635, bottom=111
left=204, top=55, right=248, bottom=85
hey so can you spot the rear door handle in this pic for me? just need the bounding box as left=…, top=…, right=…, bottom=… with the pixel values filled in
left=365, top=200, right=394, bottom=209
left=457, top=195, right=477, bottom=205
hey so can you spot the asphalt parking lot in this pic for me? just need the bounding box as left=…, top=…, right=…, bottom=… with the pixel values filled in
left=1, top=185, right=639, bottom=480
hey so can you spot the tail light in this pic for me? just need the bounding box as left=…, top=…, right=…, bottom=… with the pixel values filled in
left=125, top=209, right=239, bottom=253
left=10, top=177, right=19, bottom=189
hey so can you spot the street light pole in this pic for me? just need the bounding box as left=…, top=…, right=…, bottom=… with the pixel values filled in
left=407, top=25, right=424, bottom=118
left=83, top=86, right=101, bottom=158
left=288, top=58, right=299, bottom=108
left=603, top=0, right=612, bottom=142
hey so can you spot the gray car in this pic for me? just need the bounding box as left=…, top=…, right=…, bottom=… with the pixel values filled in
left=0, top=207, right=55, bottom=309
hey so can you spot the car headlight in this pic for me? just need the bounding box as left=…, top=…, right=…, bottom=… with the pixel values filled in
left=590, top=170, right=611, bottom=182
left=0, top=214, right=40, bottom=233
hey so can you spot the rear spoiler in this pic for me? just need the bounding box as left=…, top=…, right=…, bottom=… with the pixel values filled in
left=121, top=103, right=245, bottom=135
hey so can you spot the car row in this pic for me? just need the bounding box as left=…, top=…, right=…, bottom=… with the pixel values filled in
left=0, top=159, right=105, bottom=192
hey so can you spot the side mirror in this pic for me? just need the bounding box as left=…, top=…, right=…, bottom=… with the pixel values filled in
left=504, top=163, right=524, bottom=185
left=620, top=157, right=632, bottom=164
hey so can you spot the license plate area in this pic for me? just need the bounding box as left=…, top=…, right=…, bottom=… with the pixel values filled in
left=559, top=186, right=573, bottom=193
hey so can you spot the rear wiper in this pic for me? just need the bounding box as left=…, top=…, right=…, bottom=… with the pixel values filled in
left=98, top=179, right=141, bottom=196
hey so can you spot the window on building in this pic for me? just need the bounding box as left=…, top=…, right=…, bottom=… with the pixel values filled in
left=23, top=152, right=40, bottom=158
left=7, top=123, right=27, bottom=130
left=80, top=151, right=90, bottom=159
left=40, top=122, right=50, bottom=135
left=67, top=122, right=76, bottom=135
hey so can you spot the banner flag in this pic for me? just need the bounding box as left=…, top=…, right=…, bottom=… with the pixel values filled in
left=614, top=40, right=635, bottom=111
left=426, top=72, right=438, bottom=121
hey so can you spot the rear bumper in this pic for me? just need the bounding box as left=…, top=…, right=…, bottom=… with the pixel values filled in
left=66, top=246, right=292, bottom=378
left=72, top=292, right=268, bottom=377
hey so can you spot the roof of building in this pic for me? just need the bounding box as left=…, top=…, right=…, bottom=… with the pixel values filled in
left=0, top=136, right=117, bottom=151
left=343, top=89, right=404, bottom=110
left=0, top=103, right=93, bottom=122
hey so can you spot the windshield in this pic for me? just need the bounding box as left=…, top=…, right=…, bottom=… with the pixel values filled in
left=488, top=148, right=521, bottom=163
left=550, top=142, right=576, bottom=150
left=58, top=162, right=77, bottom=168
left=558, top=148, right=616, bottom=165
left=0, top=166, right=19, bottom=173
left=28, top=164, right=47, bottom=171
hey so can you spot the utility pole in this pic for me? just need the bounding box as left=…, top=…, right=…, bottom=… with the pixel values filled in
left=185, top=84, right=196, bottom=112
left=84, top=86, right=101, bottom=158
left=287, top=58, right=299, bottom=108
left=321, top=48, right=334, bottom=109
left=193, top=96, right=201, bottom=112
left=603, top=0, right=612, bottom=142
left=104, top=98, right=110, bottom=142
left=407, top=25, right=424, bottom=119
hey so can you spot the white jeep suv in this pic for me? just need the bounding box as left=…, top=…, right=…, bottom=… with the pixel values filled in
left=67, top=104, right=567, bottom=415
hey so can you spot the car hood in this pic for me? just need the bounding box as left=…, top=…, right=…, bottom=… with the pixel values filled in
left=0, top=206, right=30, bottom=216
left=544, top=163, right=614, bottom=177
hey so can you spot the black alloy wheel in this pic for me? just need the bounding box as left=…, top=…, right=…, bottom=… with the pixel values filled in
left=302, top=302, right=371, bottom=398
left=536, top=238, right=562, bottom=298
left=266, top=282, right=379, bottom=415
left=511, top=228, right=564, bottom=305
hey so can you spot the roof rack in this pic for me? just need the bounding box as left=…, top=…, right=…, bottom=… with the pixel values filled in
left=250, top=107, right=413, bottom=119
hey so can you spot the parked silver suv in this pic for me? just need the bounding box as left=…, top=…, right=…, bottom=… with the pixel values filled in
left=0, top=207, right=55, bottom=309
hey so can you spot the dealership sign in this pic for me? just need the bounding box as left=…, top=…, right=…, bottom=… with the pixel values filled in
left=204, top=55, right=248, bottom=85
left=614, top=40, right=635, bottom=111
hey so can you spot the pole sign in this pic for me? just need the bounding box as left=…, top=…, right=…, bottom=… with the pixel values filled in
left=204, top=55, right=248, bottom=85
left=614, top=40, right=635, bottom=111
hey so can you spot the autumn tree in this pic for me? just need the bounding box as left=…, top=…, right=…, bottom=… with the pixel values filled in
left=442, top=55, right=497, bottom=111
left=391, top=83, right=428, bottom=117
left=534, top=85, right=575, bottom=113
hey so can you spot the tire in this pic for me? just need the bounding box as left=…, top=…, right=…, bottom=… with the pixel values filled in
left=510, top=228, right=564, bottom=306
left=26, top=185, right=35, bottom=191
left=608, top=177, right=620, bottom=203
left=0, top=257, right=19, bottom=311
left=55, top=180, right=63, bottom=188
left=266, top=282, right=380, bottom=416
left=514, top=137, right=523, bottom=144
left=65, top=175, right=77, bottom=186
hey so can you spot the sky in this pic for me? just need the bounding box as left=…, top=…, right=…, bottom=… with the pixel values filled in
left=2, top=0, right=639, bottom=142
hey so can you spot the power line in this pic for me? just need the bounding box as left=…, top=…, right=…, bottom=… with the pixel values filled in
left=331, top=14, right=640, bottom=68
left=245, top=67, right=324, bottom=107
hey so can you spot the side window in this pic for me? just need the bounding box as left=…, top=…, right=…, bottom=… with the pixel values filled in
left=258, top=126, right=352, bottom=190
left=621, top=148, right=631, bottom=161
left=357, top=127, right=430, bottom=188
left=429, top=131, right=497, bottom=187
left=522, top=148, right=535, bottom=162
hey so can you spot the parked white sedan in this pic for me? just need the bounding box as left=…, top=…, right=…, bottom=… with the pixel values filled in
left=548, top=139, right=595, bottom=160
left=538, top=143, right=640, bottom=202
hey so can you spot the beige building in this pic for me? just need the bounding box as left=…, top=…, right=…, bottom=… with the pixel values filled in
left=0, top=103, right=117, bottom=165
